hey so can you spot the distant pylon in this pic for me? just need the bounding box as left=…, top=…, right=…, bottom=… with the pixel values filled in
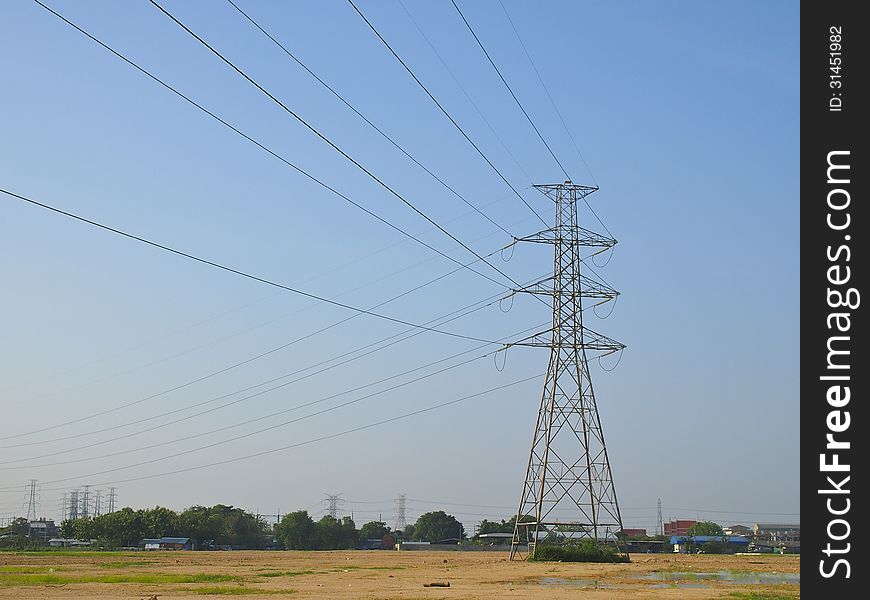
left=93, top=490, right=102, bottom=517
left=509, top=182, right=626, bottom=560
left=656, top=498, right=663, bottom=536
left=394, top=494, right=408, bottom=533
left=68, top=490, right=79, bottom=520
left=81, top=485, right=91, bottom=519
left=25, top=479, right=38, bottom=521
left=108, top=487, right=117, bottom=514
left=325, top=494, right=343, bottom=519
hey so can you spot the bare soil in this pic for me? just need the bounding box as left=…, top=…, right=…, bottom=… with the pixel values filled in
left=0, top=550, right=799, bottom=599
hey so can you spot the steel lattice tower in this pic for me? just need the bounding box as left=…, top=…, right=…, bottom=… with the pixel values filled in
left=509, top=182, right=626, bottom=560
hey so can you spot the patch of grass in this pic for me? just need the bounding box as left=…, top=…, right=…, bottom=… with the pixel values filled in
left=257, top=570, right=315, bottom=578
left=0, top=572, right=239, bottom=587
left=530, top=540, right=630, bottom=563
left=729, top=593, right=799, bottom=600
left=97, top=560, right=156, bottom=568
left=185, top=587, right=296, bottom=596
left=0, top=566, right=65, bottom=574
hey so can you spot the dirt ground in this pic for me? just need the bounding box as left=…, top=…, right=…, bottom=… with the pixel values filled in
left=0, top=550, right=799, bottom=599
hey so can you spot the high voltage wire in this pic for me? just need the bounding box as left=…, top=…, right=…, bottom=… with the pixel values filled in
left=1, top=294, right=542, bottom=462
left=490, top=0, right=617, bottom=242
left=2, top=323, right=542, bottom=471
left=30, top=0, right=507, bottom=291
left=1, top=205, right=535, bottom=445
left=224, top=0, right=512, bottom=237
left=2, top=374, right=541, bottom=492
left=345, top=0, right=547, bottom=228
left=450, top=0, right=569, bottom=181
left=0, top=223, right=515, bottom=446
left=147, top=0, right=524, bottom=293
left=2, top=188, right=504, bottom=343
left=495, top=0, right=597, bottom=186
left=6, top=187, right=525, bottom=403
left=395, top=0, right=533, bottom=184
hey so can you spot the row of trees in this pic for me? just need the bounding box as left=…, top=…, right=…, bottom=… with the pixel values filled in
left=55, top=505, right=468, bottom=550
left=60, top=504, right=266, bottom=549
left=274, top=510, right=465, bottom=550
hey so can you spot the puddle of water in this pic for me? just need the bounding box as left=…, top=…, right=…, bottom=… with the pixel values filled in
left=642, top=571, right=800, bottom=585
left=540, top=577, right=606, bottom=588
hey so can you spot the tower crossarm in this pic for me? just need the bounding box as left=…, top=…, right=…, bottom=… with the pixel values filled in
left=505, top=326, right=625, bottom=355
left=514, top=226, right=616, bottom=248
left=511, top=273, right=619, bottom=300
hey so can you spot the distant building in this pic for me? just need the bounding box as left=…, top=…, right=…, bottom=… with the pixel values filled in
left=28, top=520, right=58, bottom=542
left=723, top=524, right=752, bottom=537
left=48, top=538, right=93, bottom=548
left=620, top=528, right=648, bottom=538
left=670, top=535, right=749, bottom=553
left=143, top=537, right=192, bottom=550
left=754, top=523, right=800, bottom=543
left=477, top=533, right=513, bottom=545
left=663, top=519, right=696, bottom=536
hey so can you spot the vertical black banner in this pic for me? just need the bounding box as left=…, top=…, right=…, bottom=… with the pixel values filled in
left=802, top=1, right=866, bottom=596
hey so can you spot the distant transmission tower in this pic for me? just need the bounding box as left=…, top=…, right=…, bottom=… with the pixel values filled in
left=68, top=490, right=79, bottom=520
left=394, top=494, right=407, bottom=533
left=108, top=487, right=117, bottom=514
left=656, top=498, right=663, bottom=536
left=25, top=479, right=39, bottom=521
left=81, top=485, right=91, bottom=519
left=509, top=182, right=626, bottom=560
left=325, top=494, right=343, bottom=519
left=93, top=490, right=102, bottom=517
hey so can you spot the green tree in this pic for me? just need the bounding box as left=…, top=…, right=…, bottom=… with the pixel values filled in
left=312, top=516, right=357, bottom=550
left=687, top=521, right=724, bottom=536
left=401, top=524, right=415, bottom=540
left=412, top=511, right=464, bottom=542
left=274, top=510, right=316, bottom=550
left=359, top=521, right=391, bottom=540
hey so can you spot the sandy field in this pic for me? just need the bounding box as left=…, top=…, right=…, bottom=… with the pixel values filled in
left=0, top=550, right=799, bottom=599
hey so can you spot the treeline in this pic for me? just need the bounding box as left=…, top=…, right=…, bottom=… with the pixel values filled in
left=61, top=504, right=265, bottom=549
left=56, top=505, right=467, bottom=550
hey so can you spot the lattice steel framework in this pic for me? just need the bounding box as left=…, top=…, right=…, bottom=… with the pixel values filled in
left=509, top=182, right=626, bottom=560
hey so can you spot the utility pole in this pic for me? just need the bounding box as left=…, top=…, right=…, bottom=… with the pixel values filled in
left=509, top=182, right=626, bottom=560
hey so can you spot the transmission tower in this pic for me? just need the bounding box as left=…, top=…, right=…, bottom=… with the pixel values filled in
left=394, top=494, right=407, bottom=533
left=509, top=182, right=626, bottom=560
left=93, top=490, right=102, bottom=517
left=656, top=498, right=663, bottom=536
left=108, top=487, right=117, bottom=514
left=68, top=490, right=79, bottom=520
left=25, top=479, right=39, bottom=521
left=325, top=494, right=343, bottom=519
left=81, top=485, right=91, bottom=519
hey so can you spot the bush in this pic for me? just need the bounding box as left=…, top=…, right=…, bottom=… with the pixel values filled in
left=530, top=539, right=629, bottom=563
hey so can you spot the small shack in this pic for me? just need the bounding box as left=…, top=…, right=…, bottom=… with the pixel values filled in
left=143, top=537, right=192, bottom=550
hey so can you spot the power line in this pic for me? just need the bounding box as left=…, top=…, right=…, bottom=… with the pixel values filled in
left=224, top=0, right=511, bottom=237
left=8, top=373, right=541, bottom=492
left=3, top=322, right=544, bottom=471
left=0, top=228, right=521, bottom=447
left=30, top=0, right=507, bottom=291
left=396, top=0, right=533, bottom=184
left=147, top=0, right=523, bottom=292
left=496, top=0, right=596, bottom=186
left=450, top=0, right=569, bottom=180
left=0, top=188, right=528, bottom=422
left=2, top=187, right=502, bottom=346
left=345, top=0, right=547, bottom=228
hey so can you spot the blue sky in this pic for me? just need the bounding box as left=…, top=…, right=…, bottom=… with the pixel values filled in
left=0, top=0, right=798, bottom=531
